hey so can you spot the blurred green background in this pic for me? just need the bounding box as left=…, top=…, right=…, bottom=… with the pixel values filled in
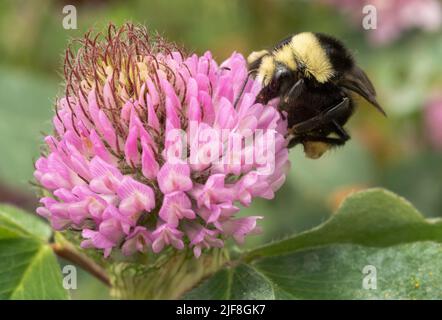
left=0, top=0, right=441, bottom=299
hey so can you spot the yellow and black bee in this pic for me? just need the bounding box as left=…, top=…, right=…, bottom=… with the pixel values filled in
left=247, top=32, right=386, bottom=159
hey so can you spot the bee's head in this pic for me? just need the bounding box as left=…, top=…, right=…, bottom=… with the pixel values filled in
left=248, top=50, right=297, bottom=104
left=256, top=63, right=298, bottom=104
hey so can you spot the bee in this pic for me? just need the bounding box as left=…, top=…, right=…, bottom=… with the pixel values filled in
left=246, top=32, right=386, bottom=159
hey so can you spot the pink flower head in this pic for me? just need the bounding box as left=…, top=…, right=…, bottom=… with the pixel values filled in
left=220, top=216, right=264, bottom=245
left=34, top=23, right=289, bottom=257
left=159, top=191, right=196, bottom=227
left=157, top=161, right=193, bottom=194
left=121, top=227, right=153, bottom=256
left=151, top=223, right=185, bottom=253
left=185, top=223, right=224, bottom=258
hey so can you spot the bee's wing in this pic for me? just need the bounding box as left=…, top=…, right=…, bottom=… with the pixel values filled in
left=340, top=65, right=386, bottom=116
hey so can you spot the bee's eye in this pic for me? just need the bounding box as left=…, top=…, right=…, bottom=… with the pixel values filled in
left=275, top=71, right=289, bottom=82
left=271, top=69, right=292, bottom=92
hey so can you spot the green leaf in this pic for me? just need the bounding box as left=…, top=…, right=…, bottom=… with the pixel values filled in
left=0, top=204, right=51, bottom=241
left=246, top=188, right=442, bottom=259
left=186, top=188, right=442, bottom=299
left=0, top=239, right=69, bottom=299
left=185, top=264, right=275, bottom=300
left=0, top=205, right=68, bottom=299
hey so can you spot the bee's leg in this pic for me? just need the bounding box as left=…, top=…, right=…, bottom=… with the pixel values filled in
left=278, top=79, right=305, bottom=121
left=331, top=120, right=351, bottom=142
left=287, top=136, right=301, bottom=148
left=278, top=109, right=287, bottom=121
left=234, top=78, right=249, bottom=109
left=288, top=97, right=350, bottom=135
left=234, top=70, right=257, bottom=108
left=276, top=103, right=289, bottom=120
left=283, top=79, right=304, bottom=104
left=288, top=135, right=348, bottom=148
left=287, top=120, right=351, bottom=149
left=288, top=120, right=351, bottom=148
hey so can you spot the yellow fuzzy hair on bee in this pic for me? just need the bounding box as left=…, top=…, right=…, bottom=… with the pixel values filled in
left=289, top=32, right=334, bottom=83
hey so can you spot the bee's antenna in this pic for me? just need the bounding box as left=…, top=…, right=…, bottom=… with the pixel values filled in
left=233, top=69, right=257, bottom=109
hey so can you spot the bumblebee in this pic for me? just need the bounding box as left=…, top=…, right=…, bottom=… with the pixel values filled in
left=246, top=32, right=385, bottom=159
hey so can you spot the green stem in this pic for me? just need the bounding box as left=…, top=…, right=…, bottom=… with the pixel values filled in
left=51, top=242, right=111, bottom=287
